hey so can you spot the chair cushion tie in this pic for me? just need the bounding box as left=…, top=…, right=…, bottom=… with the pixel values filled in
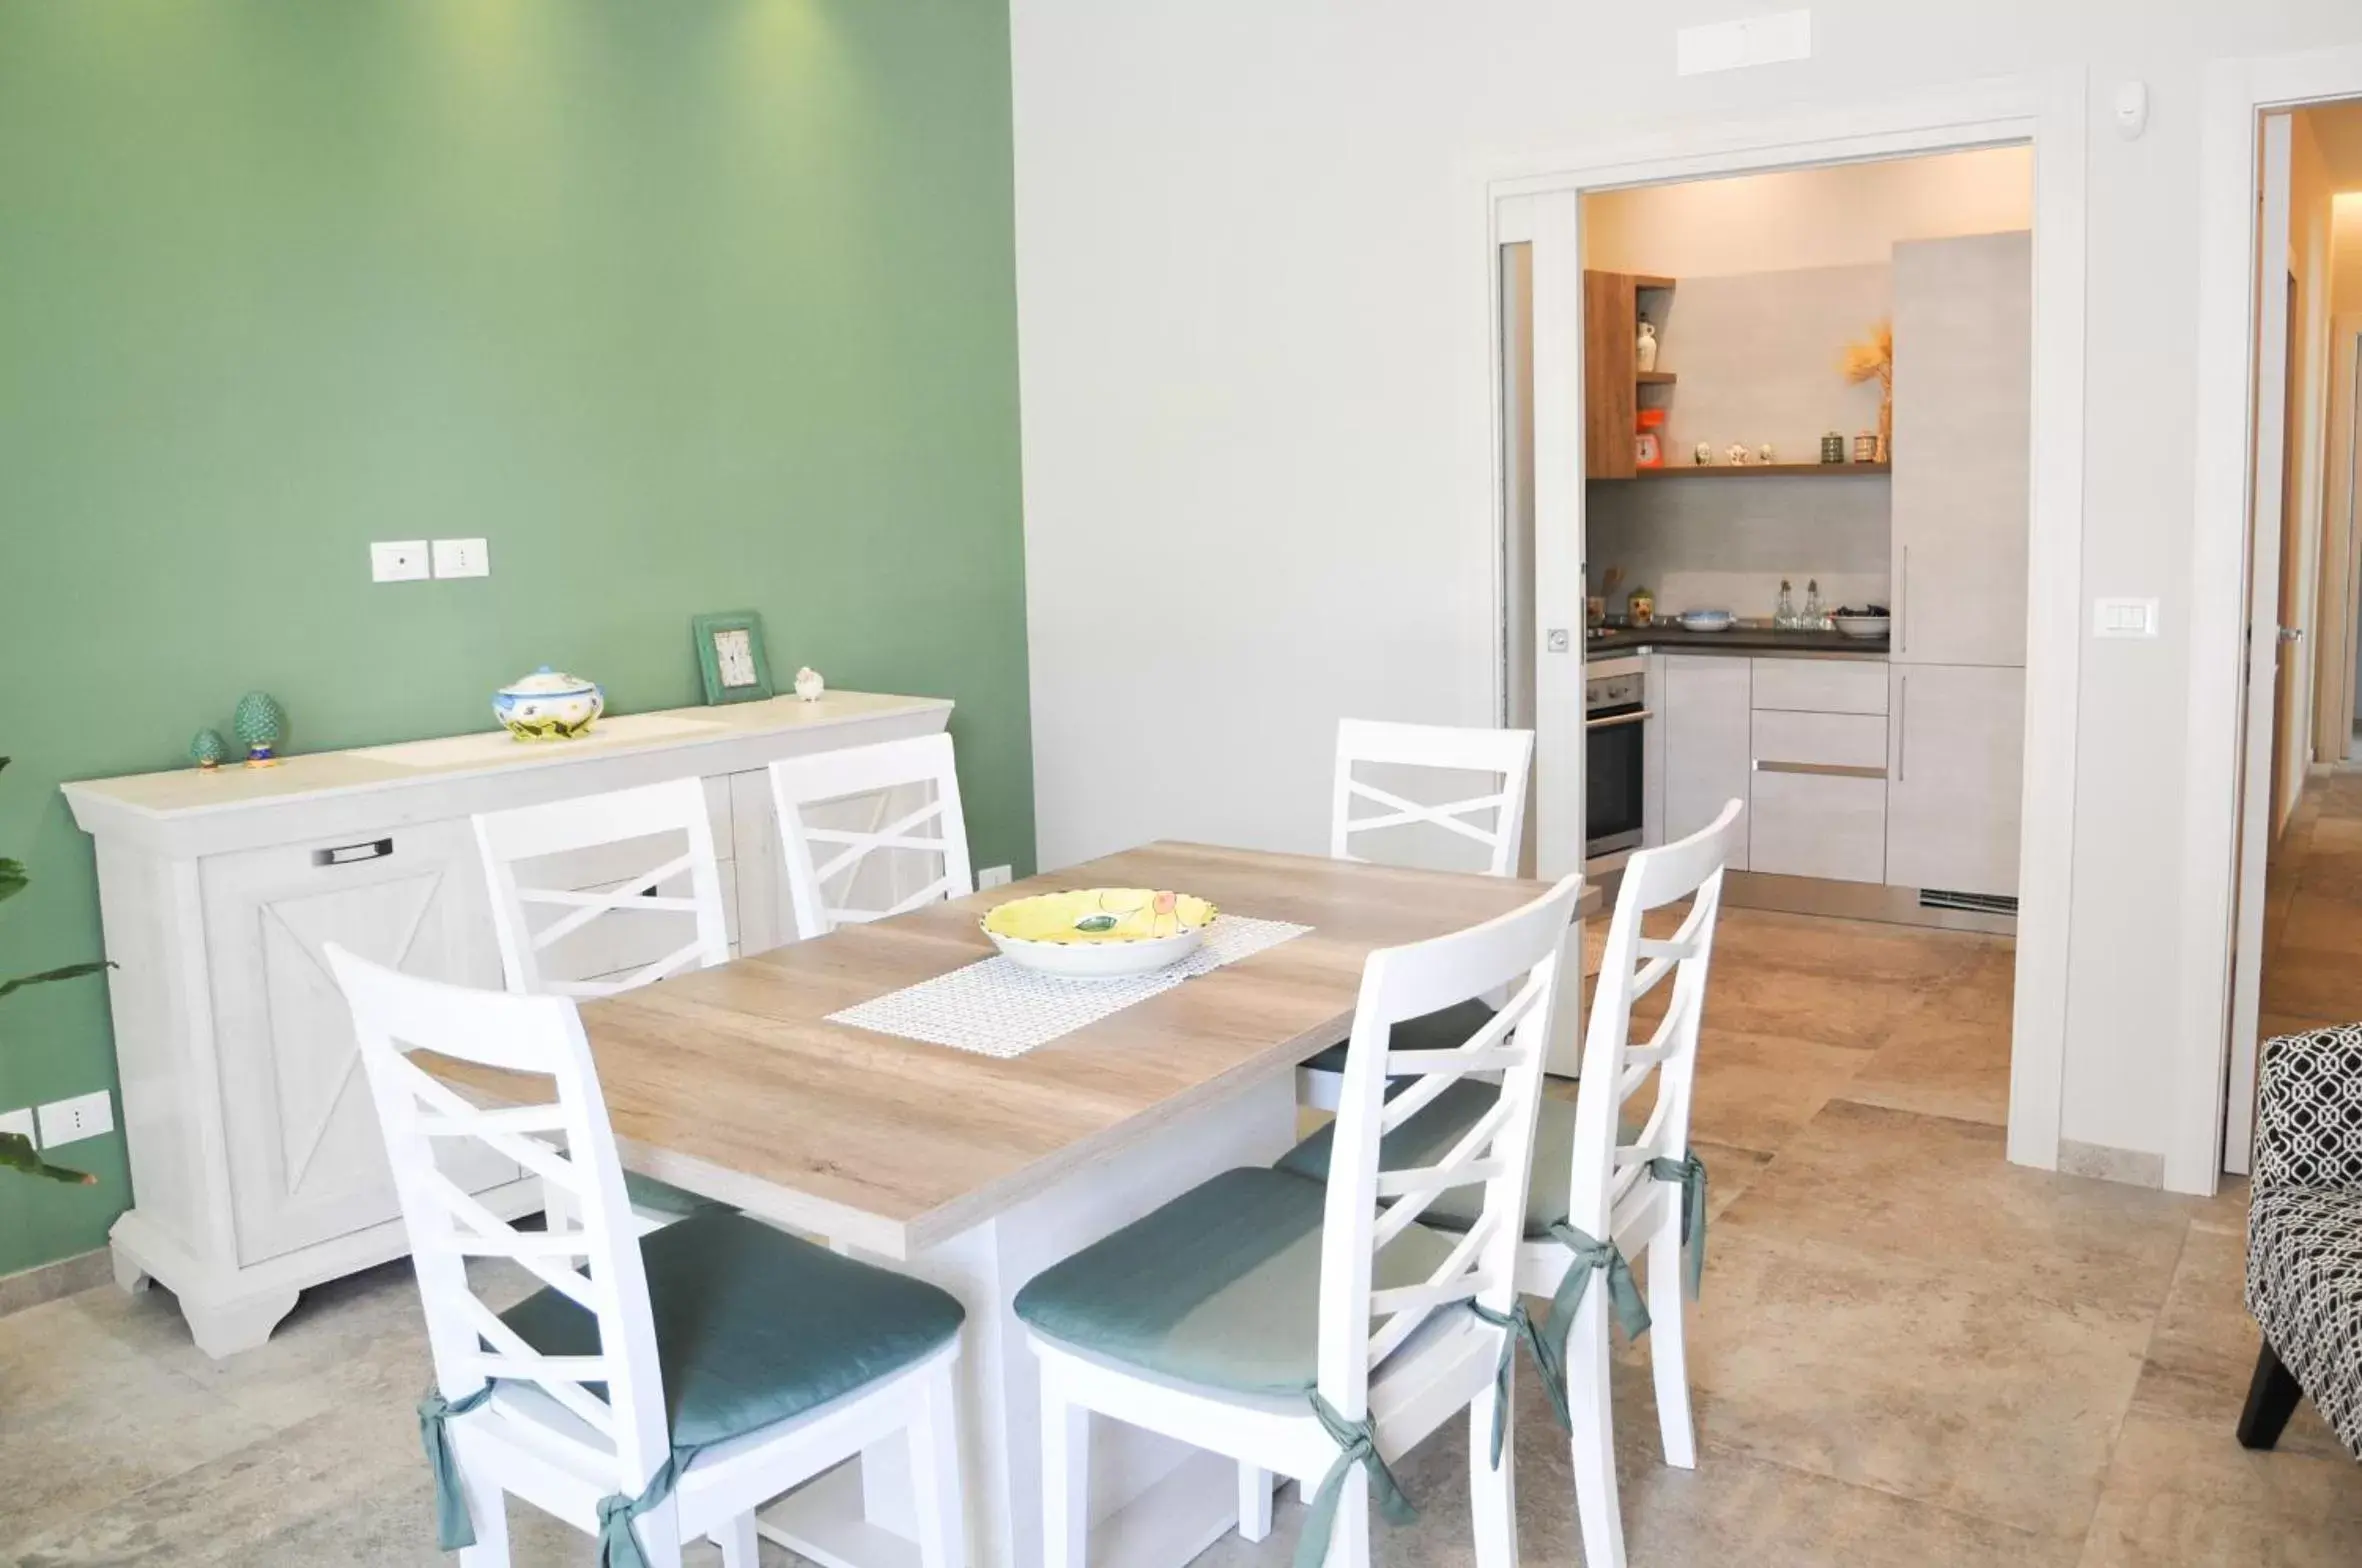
left=1542, top=1220, right=1652, bottom=1350
left=1646, top=1152, right=1710, bottom=1298
left=1465, top=1298, right=1572, bottom=1465
left=417, top=1385, right=496, bottom=1551
left=1297, top=1390, right=1417, bottom=1568
left=593, top=1455, right=685, bottom=1568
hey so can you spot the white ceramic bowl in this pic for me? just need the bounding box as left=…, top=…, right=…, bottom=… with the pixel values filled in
left=987, top=924, right=1208, bottom=979
left=1678, top=609, right=1735, bottom=632
left=1833, top=614, right=1892, bottom=640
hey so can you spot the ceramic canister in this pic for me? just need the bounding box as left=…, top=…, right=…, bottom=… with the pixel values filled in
left=493, top=667, right=605, bottom=741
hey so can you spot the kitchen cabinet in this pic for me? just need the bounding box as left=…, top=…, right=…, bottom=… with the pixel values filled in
left=63, top=691, right=952, bottom=1358
left=1658, top=654, right=1751, bottom=869
left=1583, top=270, right=1675, bottom=480
left=1745, top=664, right=1890, bottom=885
left=1890, top=231, right=2033, bottom=668
left=1886, top=664, right=2026, bottom=897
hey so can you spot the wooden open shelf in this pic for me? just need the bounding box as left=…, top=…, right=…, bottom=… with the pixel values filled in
left=1636, top=370, right=1677, bottom=386
left=1633, top=461, right=1892, bottom=478
left=1634, top=275, right=1677, bottom=291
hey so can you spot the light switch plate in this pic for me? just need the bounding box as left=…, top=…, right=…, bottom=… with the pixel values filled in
left=36, top=1090, right=113, bottom=1148
left=1546, top=628, right=1572, bottom=653
left=0, top=1107, right=33, bottom=1143
left=2092, top=597, right=2160, bottom=639
left=370, top=540, right=430, bottom=583
left=1677, top=10, right=1812, bottom=76
left=432, top=538, right=490, bottom=579
left=978, top=865, right=1013, bottom=889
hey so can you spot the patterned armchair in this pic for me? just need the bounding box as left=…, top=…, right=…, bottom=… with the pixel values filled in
left=2242, top=1024, right=2362, bottom=1457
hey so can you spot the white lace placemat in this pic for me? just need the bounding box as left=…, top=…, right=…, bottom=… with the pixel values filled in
left=828, top=915, right=1313, bottom=1059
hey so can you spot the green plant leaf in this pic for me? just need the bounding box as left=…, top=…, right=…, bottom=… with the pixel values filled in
left=0, top=858, right=23, bottom=905
left=0, top=960, right=112, bottom=1002
left=0, top=1130, right=94, bottom=1185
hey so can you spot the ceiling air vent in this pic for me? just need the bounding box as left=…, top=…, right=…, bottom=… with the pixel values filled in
left=1919, top=889, right=2018, bottom=917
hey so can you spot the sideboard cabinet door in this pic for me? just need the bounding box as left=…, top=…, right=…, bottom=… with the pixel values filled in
left=201, top=820, right=512, bottom=1266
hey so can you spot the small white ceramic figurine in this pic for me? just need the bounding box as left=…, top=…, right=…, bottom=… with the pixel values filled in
left=1726, top=443, right=1749, bottom=466
left=793, top=666, right=825, bottom=702
left=1758, top=443, right=1776, bottom=464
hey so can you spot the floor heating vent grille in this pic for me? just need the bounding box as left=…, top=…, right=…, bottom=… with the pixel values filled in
left=1919, top=889, right=2019, bottom=917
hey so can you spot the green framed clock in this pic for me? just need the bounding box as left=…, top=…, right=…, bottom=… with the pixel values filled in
left=691, top=611, right=775, bottom=705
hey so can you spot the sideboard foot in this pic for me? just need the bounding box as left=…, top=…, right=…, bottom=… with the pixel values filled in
left=181, top=1287, right=302, bottom=1361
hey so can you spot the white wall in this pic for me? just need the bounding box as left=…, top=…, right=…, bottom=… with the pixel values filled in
left=1585, top=145, right=2034, bottom=277
left=1009, top=1, right=2362, bottom=1172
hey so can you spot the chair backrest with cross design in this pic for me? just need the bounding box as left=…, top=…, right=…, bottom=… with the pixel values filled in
left=768, top=733, right=974, bottom=941
left=1315, top=873, right=1582, bottom=1414
left=473, top=778, right=732, bottom=1001
left=326, top=942, right=672, bottom=1504
left=1330, top=719, right=1535, bottom=879
left=1564, top=798, right=1743, bottom=1244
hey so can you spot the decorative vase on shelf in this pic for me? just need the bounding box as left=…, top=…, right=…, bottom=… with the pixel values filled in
left=189, top=728, right=227, bottom=772
left=1635, top=321, right=1659, bottom=373
left=1821, top=431, right=1847, bottom=464
left=1726, top=444, right=1749, bottom=467
left=232, top=692, right=284, bottom=768
left=1693, top=442, right=1712, bottom=466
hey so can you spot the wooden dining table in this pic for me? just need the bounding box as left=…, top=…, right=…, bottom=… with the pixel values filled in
left=428, top=839, right=1574, bottom=1568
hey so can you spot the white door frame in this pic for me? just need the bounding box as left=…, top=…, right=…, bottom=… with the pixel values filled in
left=1467, top=73, right=2088, bottom=1174
left=2220, top=114, right=2295, bottom=1182
left=2176, top=43, right=2362, bottom=1195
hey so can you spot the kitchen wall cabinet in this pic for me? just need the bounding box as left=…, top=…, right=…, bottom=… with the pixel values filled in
left=1886, top=664, right=2026, bottom=897
left=1890, top=231, right=2033, bottom=668
left=1583, top=270, right=1674, bottom=481
left=1657, top=654, right=1751, bottom=869
left=63, top=692, right=952, bottom=1358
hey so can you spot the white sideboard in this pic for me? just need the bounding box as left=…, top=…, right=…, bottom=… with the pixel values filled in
left=62, top=691, right=952, bottom=1358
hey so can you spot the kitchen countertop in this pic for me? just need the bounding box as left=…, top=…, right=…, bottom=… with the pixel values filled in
left=1586, top=624, right=1890, bottom=658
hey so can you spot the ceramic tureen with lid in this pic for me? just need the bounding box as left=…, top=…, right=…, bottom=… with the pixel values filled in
left=492, top=667, right=605, bottom=741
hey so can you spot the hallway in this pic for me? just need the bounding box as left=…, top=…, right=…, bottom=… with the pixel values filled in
left=2261, top=770, right=2362, bottom=1040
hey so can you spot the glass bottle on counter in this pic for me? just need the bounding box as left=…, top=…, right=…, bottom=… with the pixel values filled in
left=1774, top=579, right=1797, bottom=630
left=1803, top=579, right=1826, bottom=631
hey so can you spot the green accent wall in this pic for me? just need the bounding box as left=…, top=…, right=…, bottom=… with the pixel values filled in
left=0, top=1, right=1030, bottom=1277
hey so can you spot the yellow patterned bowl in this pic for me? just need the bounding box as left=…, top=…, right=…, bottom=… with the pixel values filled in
left=982, top=888, right=1218, bottom=979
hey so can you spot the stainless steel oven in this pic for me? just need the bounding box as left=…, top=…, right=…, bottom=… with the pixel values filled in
left=1585, top=656, right=1649, bottom=858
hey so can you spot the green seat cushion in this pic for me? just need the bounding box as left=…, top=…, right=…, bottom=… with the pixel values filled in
left=499, top=1210, right=963, bottom=1452
left=1012, top=1167, right=1458, bottom=1398
left=1277, top=1079, right=1599, bottom=1240
left=1300, top=998, right=1500, bottom=1078
left=623, top=1171, right=732, bottom=1221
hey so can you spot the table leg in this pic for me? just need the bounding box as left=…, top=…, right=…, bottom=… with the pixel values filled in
left=758, top=1076, right=1298, bottom=1568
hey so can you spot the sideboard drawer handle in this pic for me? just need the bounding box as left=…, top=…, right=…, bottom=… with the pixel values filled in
left=314, top=838, right=394, bottom=867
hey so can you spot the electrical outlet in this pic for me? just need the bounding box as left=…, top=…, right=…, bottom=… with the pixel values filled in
left=370, top=540, right=430, bottom=583
left=979, top=865, right=1013, bottom=889
left=0, top=1107, right=33, bottom=1143
left=432, top=538, right=490, bottom=579
left=36, top=1090, right=113, bottom=1149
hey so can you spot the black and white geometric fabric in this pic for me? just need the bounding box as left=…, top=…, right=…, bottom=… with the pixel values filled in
left=2245, top=1023, right=2362, bottom=1459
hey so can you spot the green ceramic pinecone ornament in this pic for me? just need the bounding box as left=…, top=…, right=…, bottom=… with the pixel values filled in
left=188, top=728, right=226, bottom=769
left=232, top=691, right=284, bottom=765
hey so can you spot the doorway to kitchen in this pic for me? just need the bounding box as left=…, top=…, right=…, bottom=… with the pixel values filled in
left=1484, top=83, right=2086, bottom=1177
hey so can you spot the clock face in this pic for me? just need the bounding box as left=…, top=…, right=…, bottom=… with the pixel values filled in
left=713, top=627, right=758, bottom=687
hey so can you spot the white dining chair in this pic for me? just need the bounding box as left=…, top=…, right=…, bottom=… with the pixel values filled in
left=473, top=778, right=731, bottom=1002
left=768, top=733, right=974, bottom=941
left=1275, top=797, right=1743, bottom=1568
left=1299, top=719, right=1537, bottom=1110
left=325, top=945, right=969, bottom=1568
left=1015, top=873, right=1583, bottom=1568
left=473, top=778, right=731, bottom=1233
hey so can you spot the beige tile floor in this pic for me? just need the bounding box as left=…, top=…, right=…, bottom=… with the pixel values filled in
left=6, top=820, right=2362, bottom=1565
